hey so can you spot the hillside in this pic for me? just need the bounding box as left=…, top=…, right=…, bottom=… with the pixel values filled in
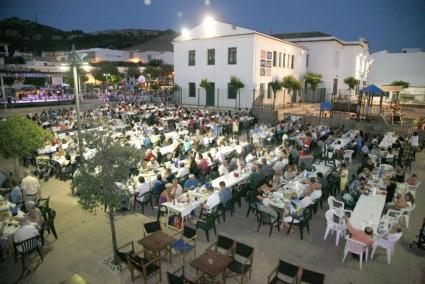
left=0, top=17, right=175, bottom=54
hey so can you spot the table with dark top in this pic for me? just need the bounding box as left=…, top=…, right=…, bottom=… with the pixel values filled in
left=191, top=250, right=232, bottom=283
left=138, top=231, right=176, bottom=260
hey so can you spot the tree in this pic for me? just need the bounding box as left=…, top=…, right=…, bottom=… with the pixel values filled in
left=282, top=76, right=301, bottom=107
left=73, top=130, right=143, bottom=265
left=127, top=65, right=141, bottom=79
left=229, top=76, right=245, bottom=109
left=390, top=80, right=409, bottom=89
left=0, top=116, right=53, bottom=177
left=304, top=72, right=322, bottom=97
left=269, top=79, right=283, bottom=110
left=200, top=78, right=211, bottom=90
left=150, top=82, right=160, bottom=94
left=344, top=76, right=360, bottom=96
left=172, top=84, right=182, bottom=104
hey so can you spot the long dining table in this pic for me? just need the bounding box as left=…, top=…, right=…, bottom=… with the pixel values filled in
left=350, top=194, right=386, bottom=231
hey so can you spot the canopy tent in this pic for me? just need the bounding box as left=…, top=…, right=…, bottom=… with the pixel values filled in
left=361, top=85, right=388, bottom=97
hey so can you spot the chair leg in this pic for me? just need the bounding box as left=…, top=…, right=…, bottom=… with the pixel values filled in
left=205, top=230, right=209, bottom=242
left=371, top=245, right=377, bottom=259
left=342, top=251, right=347, bottom=263
left=257, top=220, right=262, bottom=232
left=359, top=253, right=363, bottom=270
left=299, top=226, right=304, bottom=240
left=386, top=248, right=391, bottom=264
left=336, top=231, right=340, bottom=246
left=324, top=226, right=330, bottom=240
left=51, top=225, right=58, bottom=239
left=269, top=224, right=273, bottom=237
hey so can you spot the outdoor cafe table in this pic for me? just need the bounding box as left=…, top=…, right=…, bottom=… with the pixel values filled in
left=138, top=231, right=176, bottom=260
left=329, top=130, right=358, bottom=150
left=211, top=170, right=250, bottom=189
left=191, top=250, right=232, bottom=283
left=379, top=132, right=398, bottom=149
left=350, top=194, right=386, bottom=231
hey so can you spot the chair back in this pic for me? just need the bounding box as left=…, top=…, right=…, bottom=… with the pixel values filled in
left=278, top=260, right=299, bottom=278
left=328, top=196, right=344, bottom=210
left=183, top=226, right=197, bottom=239
left=38, top=196, right=50, bottom=215
left=235, top=242, right=254, bottom=258
left=345, top=238, right=367, bottom=254
left=138, top=191, right=151, bottom=203
left=14, top=235, right=41, bottom=254
left=217, top=235, right=234, bottom=251
left=167, top=271, right=185, bottom=284
left=300, top=267, right=326, bottom=284
left=144, top=221, right=161, bottom=235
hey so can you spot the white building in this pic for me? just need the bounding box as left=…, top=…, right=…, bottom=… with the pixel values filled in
left=274, top=32, right=372, bottom=96
left=74, top=48, right=130, bottom=63
left=368, top=49, right=425, bottom=104
left=368, top=49, right=425, bottom=87
left=173, top=19, right=307, bottom=109
left=135, top=51, right=173, bottom=65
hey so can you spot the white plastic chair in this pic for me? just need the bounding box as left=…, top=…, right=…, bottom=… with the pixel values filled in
left=324, top=209, right=346, bottom=246
left=400, top=203, right=416, bottom=229
left=328, top=196, right=344, bottom=214
left=252, top=134, right=260, bottom=146
left=379, top=210, right=402, bottom=233
left=371, top=232, right=402, bottom=264
left=343, top=150, right=354, bottom=164
left=342, top=238, right=369, bottom=269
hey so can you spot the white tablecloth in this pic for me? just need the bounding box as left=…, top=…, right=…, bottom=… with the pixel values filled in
left=379, top=132, right=398, bottom=149
left=329, top=130, right=358, bottom=150
left=211, top=170, right=250, bottom=189
left=350, top=194, right=386, bottom=231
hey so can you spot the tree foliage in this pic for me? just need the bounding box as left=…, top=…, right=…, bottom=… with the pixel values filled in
left=200, top=78, right=212, bottom=90
left=269, top=79, right=283, bottom=95
left=344, top=76, right=360, bottom=90
left=390, top=80, right=409, bottom=89
left=171, top=83, right=181, bottom=93
left=282, top=75, right=301, bottom=91
left=0, top=116, right=53, bottom=159
left=127, top=65, right=141, bottom=79
left=304, top=72, right=322, bottom=91
left=229, top=76, right=245, bottom=91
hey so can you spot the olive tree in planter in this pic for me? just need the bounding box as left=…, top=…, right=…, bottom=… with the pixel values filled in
left=229, top=76, right=245, bottom=110
left=269, top=79, right=283, bottom=110
left=344, top=76, right=360, bottom=97
left=304, top=72, right=322, bottom=101
left=0, top=116, right=53, bottom=177
left=73, top=129, right=143, bottom=265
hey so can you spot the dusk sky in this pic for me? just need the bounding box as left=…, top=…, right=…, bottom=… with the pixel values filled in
left=1, top=0, right=425, bottom=52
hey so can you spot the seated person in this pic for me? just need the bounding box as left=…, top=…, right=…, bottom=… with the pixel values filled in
left=151, top=174, right=165, bottom=196
left=171, top=178, right=183, bottom=198
left=11, top=180, right=23, bottom=208
left=405, top=173, right=418, bottom=186
left=164, top=168, right=175, bottom=183
left=176, top=163, right=189, bottom=179
left=284, top=165, right=298, bottom=180
left=202, top=186, right=220, bottom=213
left=159, top=184, right=173, bottom=205
left=25, top=201, right=43, bottom=229
left=218, top=181, right=232, bottom=205
left=146, top=156, right=160, bottom=170
left=386, top=192, right=414, bottom=211
left=183, top=174, right=199, bottom=190
left=249, top=165, right=262, bottom=190
left=135, top=176, right=150, bottom=201
left=303, top=177, right=322, bottom=202
left=346, top=220, right=374, bottom=247
left=14, top=218, right=40, bottom=251
left=218, top=160, right=229, bottom=176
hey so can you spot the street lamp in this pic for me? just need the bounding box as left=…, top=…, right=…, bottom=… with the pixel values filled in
left=103, top=73, right=110, bottom=93
left=68, top=44, right=86, bottom=163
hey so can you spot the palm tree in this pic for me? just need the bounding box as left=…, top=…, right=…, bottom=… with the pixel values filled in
left=304, top=72, right=322, bottom=100
left=229, top=76, right=245, bottom=109
left=269, top=79, right=283, bottom=110
left=282, top=76, right=301, bottom=107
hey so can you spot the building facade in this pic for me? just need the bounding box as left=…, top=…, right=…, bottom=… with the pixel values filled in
left=173, top=20, right=307, bottom=109
left=274, top=33, right=372, bottom=97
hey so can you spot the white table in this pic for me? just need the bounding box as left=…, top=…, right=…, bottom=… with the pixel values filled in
left=379, top=132, right=398, bottom=149
left=211, top=170, right=250, bottom=189
left=350, top=194, right=386, bottom=231
left=329, top=130, right=358, bottom=150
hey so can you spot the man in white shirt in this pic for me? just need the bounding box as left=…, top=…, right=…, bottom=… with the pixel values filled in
left=136, top=176, right=150, bottom=202
left=218, top=160, right=229, bottom=176
left=14, top=218, right=40, bottom=252
left=20, top=170, right=41, bottom=203
left=203, top=190, right=220, bottom=213
left=176, top=164, right=189, bottom=179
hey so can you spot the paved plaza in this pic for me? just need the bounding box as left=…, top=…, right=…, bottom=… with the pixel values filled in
left=1, top=149, right=424, bottom=284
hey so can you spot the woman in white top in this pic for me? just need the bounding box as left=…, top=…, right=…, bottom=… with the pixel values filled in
left=171, top=178, right=183, bottom=198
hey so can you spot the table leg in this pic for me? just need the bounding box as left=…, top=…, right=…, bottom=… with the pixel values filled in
left=222, top=267, right=227, bottom=284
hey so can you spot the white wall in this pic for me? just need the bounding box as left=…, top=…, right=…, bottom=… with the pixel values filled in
left=174, top=34, right=255, bottom=108
left=368, top=50, right=425, bottom=86
left=253, top=34, right=307, bottom=106
left=136, top=51, right=174, bottom=65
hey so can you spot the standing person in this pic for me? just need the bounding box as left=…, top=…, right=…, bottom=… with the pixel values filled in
left=20, top=170, right=41, bottom=203
left=410, top=131, right=419, bottom=161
